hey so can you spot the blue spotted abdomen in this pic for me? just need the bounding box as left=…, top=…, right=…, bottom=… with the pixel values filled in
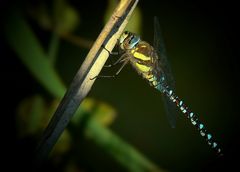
left=162, top=86, right=222, bottom=155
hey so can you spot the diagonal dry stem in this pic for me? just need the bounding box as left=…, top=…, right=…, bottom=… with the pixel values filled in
left=35, top=0, right=139, bottom=164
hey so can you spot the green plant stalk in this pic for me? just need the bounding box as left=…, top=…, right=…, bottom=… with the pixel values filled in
left=48, top=31, right=60, bottom=65
left=4, top=10, right=65, bottom=99
left=86, top=119, right=166, bottom=172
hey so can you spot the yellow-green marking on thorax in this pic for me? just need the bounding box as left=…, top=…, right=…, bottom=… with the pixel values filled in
left=135, top=63, right=151, bottom=72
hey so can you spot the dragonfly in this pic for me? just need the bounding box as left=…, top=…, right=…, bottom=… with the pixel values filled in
left=95, top=17, right=222, bottom=155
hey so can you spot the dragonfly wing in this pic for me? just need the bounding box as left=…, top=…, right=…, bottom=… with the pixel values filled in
left=154, top=16, right=177, bottom=128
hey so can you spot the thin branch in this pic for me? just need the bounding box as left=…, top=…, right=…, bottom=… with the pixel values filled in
left=35, top=0, right=139, bottom=164
left=60, top=32, right=93, bottom=49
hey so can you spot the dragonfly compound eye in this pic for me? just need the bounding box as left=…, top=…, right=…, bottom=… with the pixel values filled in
left=129, top=35, right=140, bottom=49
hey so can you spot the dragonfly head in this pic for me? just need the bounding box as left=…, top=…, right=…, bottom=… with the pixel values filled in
left=119, top=31, right=140, bottom=50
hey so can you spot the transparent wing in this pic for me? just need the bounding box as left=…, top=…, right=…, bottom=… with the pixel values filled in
left=153, top=16, right=177, bottom=128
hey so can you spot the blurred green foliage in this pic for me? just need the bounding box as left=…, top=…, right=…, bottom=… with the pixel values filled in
left=5, top=9, right=65, bottom=98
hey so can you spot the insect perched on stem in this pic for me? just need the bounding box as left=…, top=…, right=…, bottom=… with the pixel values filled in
left=94, top=17, right=222, bottom=156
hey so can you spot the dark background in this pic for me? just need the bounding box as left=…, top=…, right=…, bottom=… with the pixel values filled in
left=1, top=0, right=239, bottom=171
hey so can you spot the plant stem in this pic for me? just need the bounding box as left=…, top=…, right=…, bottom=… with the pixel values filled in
left=35, top=0, right=139, bottom=164
left=86, top=119, right=166, bottom=172
left=60, top=33, right=93, bottom=49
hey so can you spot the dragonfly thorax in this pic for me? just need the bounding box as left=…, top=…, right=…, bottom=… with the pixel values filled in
left=119, top=31, right=140, bottom=50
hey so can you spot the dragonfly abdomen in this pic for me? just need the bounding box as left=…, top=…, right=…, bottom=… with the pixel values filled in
left=163, top=86, right=222, bottom=155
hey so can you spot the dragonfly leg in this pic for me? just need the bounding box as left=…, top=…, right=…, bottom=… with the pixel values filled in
left=104, top=53, right=127, bottom=68
left=90, top=59, right=129, bottom=80
left=101, top=45, right=119, bottom=55
left=102, top=44, right=124, bottom=67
